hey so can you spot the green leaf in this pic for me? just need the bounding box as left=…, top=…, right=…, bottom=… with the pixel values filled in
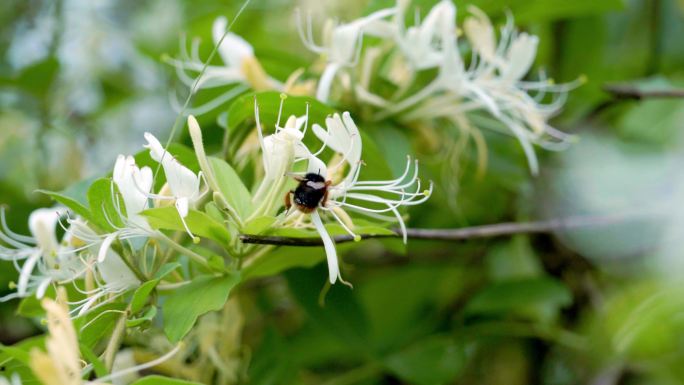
left=243, top=215, right=277, bottom=235
left=162, top=273, right=241, bottom=342
left=142, top=207, right=231, bottom=245
left=0, top=335, right=45, bottom=383
left=369, top=124, right=413, bottom=179
left=130, top=375, right=204, bottom=385
left=208, top=157, right=253, bottom=221
left=243, top=246, right=325, bottom=280
left=37, top=190, right=94, bottom=224
left=0, top=336, right=45, bottom=365
left=154, top=263, right=181, bottom=280
left=464, top=277, right=572, bottom=323
left=205, top=254, right=224, bottom=271
left=17, top=295, right=46, bottom=318
left=285, top=267, right=369, bottom=351
left=359, top=265, right=468, bottom=351
left=0, top=344, right=31, bottom=366
left=512, top=0, right=625, bottom=22
left=204, top=201, right=224, bottom=223
left=80, top=303, right=127, bottom=348
left=384, top=336, right=466, bottom=385
left=87, top=178, right=126, bottom=232
left=130, top=279, right=160, bottom=314
left=80, top=343, right=108, bottom=378
left=126, top=305, right=158, bottom=328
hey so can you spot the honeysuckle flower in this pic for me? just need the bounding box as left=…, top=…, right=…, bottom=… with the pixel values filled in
left=29, top=288, right=181, bottom=385
left=250, top=97, right=314, bottom=218
left=364, top=2, right=580, bottom=174
left=311, top=112, right=432, bottom=243
left=0, top=208, right=86, bottom=301
left=394, top=0, right=456, bottom=70
left=279, top=110, right=431, bottom=284
left=30, top=289, right=83, bottom=385
left=64, top=218, right=140, bottom=317
left=455, top=6, right=581, bottom=173
left=65, top=155, right=155, bottom=267
left=143, top=132, right=208, bottom=239
left=166, top=16, right=281, bottom=115
left=297, top=6, right=396, bottom=101
left=112, top=154, right=153, bottom=230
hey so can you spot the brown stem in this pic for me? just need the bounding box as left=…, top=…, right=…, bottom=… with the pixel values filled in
left=603, top=84, right=684, bottom=100
left=239, top=213, right=632, bottom=246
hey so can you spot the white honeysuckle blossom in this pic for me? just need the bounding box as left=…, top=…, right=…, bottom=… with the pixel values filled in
left=250, top=97, right=315, bottom=218
left=257, top=104, right=431, bottom=284
left=343, top=1, right=580, bottom=174
left=0, top=206, right=139, bottom=317
left=30, top=291, right=83, bottom=385
left=29, top=289, right=181, bottom=385
left=143, top=132, right=208, bottom=240
left=297, top=6, right=396, bottom=101
left=62, top=218, right=140, bottom=317
left=308, top=112, right=431, bottom=284
left=0, top=208, right=86, bottom=301
left=112, top=155, right=153, bottom=230
left=165, top=16, right=281, bottom=115
left=69, top=155, right=156, bottom=266
left=393, top=0, right=456, bottom=70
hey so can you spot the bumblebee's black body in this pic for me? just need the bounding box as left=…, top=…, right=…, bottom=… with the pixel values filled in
left=286, top=173, right=330, bottom=213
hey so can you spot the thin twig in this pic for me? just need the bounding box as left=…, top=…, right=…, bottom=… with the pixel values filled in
left=603, top=84, right=684, bottom=100
left=239, top=214, right=631, bottom=246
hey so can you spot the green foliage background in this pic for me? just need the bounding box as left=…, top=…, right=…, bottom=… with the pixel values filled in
left=1, top=0, right=684, bottom=384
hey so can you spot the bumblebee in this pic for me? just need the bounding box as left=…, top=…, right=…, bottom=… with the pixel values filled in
left=285, top=173, right=332, bottom=213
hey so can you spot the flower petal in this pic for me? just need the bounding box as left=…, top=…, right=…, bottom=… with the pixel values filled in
left=144, top=132, right=200, bottom=199
left=28, top=208, right=61, bottom=256
left=212, top=16, right=254, bottom=68
left=311, top=210, right=339, bottom=284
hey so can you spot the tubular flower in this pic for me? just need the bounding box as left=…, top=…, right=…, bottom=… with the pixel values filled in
left=29, top=290, right=83, bottom=385
left=278, top=109, right=432, bottom=284
left=393, top=0, right=456, bottom=70
left=28, top=289, right=182, bottom=385
left=250, top=97, right=313, bottom=218
left=63, top=218, right=140, bottom=317
left=112, top=154, right=153, bottom=230
left=0, top=206, right=139, bottom=317
left=0, top=208, right=85, bottom=301
left=68, top=155, right=155, bottom=266
left=297, top=6, right=396, bottom=101
left=165, top=16, right=281, bottom=115
left=304, top=0, right=581, bottom=174
left=143, top=132, right=208, bottom=240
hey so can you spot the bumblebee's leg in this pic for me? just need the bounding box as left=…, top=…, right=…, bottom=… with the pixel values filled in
left=284, top=190, right=293, bottom=211
left=285, top=172, right=304, bottom=182
left=320, top=181, right=332, bottom=207
left=321, top=188, right=330, bottom=208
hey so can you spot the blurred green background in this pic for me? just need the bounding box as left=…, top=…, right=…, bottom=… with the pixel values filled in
left=1, top=0, right=684, bottom=384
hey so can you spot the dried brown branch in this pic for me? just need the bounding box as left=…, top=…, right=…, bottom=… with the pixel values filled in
left=603, top=84, right=684, bottom=100
left=238, top=214, right=628, bottom=246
